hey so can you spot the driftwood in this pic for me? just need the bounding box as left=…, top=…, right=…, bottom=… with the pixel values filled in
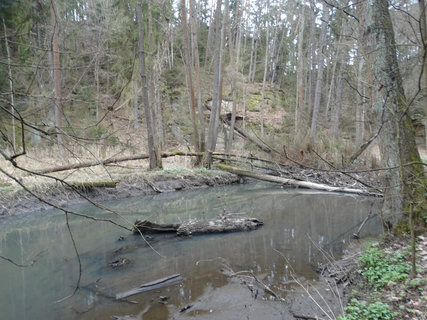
left=133, top=216, right=263, bottom=236
left=116, top=274, right=184, bottom=300
left=217, top=164, right=382, bottom=197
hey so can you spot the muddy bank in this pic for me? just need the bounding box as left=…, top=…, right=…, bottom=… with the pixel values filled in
left=0, top=170, right=240, bottom=217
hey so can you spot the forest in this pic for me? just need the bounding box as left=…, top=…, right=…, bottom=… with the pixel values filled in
left=1, top=0, right=426, bottom=222
left=0, top=0, right=426, bottom=319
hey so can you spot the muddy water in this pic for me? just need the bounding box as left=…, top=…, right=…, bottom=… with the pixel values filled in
left=0, top=183, right=381, bottom=320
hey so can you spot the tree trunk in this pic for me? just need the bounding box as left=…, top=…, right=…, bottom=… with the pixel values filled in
left=191, top=0, right=205, bottom=152
left=181, top=0, right=200, bottom=153
left=217, top=164, right=381, bottom=197
left=248, top=29, right=256, bottom=82
left=358, top=0, right=427, bottom=224
left=205, top=0, right=227, bottom=167
left=2, top=18, right=16, bottom=152
left=147, top=0, right=160, bottom=159
left=260, top=12, right=270, bottom=137
left=204, top=1, right=215, bottom=68
left=355, top=57, right=365, bottom=146
left=133, top=68, right=139, bottom=129
left=226, top=0, right=243, bottom=154
left=136, top=0, right=158, bottom=170
left=309, top=5, right=329, bottom=144
left=419, top=0, right=427, bottom=151
left=50, top=0, right=63, bottom=152
left=294, top=5, right=305, bottom=139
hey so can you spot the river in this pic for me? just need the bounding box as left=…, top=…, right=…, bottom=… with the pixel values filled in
left=0, top=183, right=382, bottom=319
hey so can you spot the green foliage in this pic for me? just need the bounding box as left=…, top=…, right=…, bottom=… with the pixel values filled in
left=359, top=245, right=411, bottom=289
left=338, top=298, right=396, bottom=320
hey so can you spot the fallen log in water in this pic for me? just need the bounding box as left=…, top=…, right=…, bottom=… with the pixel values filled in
left=116, top=274, right=184, bottom=300
left=133, top=220, right=180, bottom=233
left=176, top=216, right=263, bottom=236
left=133, top=216, right=263, bottom=236
left=217, top=164, right=382, bottom=197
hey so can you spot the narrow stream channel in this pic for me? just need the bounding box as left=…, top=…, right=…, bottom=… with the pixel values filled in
left=0, top=183, right=382, bottom=319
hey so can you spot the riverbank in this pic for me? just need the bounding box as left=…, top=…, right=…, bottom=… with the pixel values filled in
left=0, top=169, right=240, bottom=217
left=168, top=234, right=427, bottom=320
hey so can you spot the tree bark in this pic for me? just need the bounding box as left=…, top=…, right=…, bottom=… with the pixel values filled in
left=181, top=0, right=200, bottom=153
left=136, top=0, right=158, bottom=169
left=260, top=4, right=270, bottom=137
left=355, top=57, right=365, bottom=146
left=309, top=5, right=329, bottom=144
left=294, top=5, right=305, bottom=139
left=358, top=0, right=427, bottom=224
left=50, top=0, right=63, bottom=151
left=133, top=68, right=139, bottom=129
left=225, top=0, right=243, bottom=154
left=419, top=0, right=427, bottom=151
left=205, top=0, right=227, bottom=167
left=191, top=0, right=205, bottom=152
left=2, top=18, right=16, bottom=152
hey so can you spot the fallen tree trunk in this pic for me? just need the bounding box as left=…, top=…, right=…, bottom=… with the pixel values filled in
left=133, top=216, right=263, bottom=236
left=133, top=220, right=180, bottom=233
left=116, top=274, right=184, bottom=300
left=35, top=152, right=206, bottom=175
left=177, top=216, right=263, bottom=236
left=217, top=164, right=382, bottom=197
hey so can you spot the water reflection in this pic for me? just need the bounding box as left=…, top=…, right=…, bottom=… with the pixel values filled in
left=0, top=183, right=381, bottom=319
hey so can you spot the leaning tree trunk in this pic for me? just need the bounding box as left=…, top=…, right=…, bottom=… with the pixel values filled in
left=136, top=0, right=158, bottom=169
left=358, top=0, right=427, bottom=225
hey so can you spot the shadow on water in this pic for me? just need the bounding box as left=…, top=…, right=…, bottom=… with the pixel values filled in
left=0, top=183, right=382, bottom=320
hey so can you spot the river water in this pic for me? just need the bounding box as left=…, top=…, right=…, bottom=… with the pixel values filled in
left=0, top=183, right=381, bottom=319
